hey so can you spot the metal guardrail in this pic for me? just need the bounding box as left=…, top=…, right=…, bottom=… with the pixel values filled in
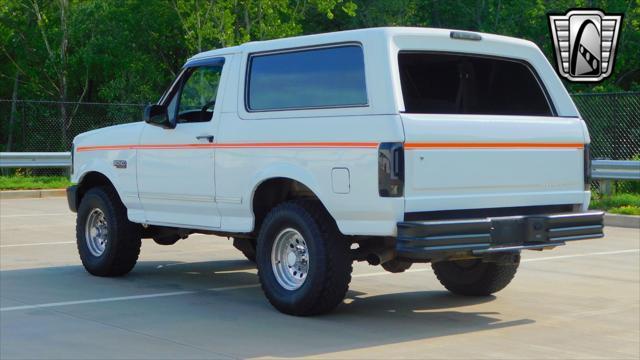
left=0, top=152, right=639, bottom=180
left=0, top=152, right=71, bottom=168
left=591, top=160, right=640, bottom=180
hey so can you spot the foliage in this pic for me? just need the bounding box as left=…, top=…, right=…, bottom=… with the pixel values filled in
left=0, top=0, right=638, bottom=151
left=307, top=0, right=640, bottom=93
left=0, top=175, right=70, bottom=190
left=1, top=0, right=638, bottom=107
left=608, top=205, right=640, bottom=215
left=0, top=0, right=357, bottom=105
left=590, top=192, right=640, bottom=215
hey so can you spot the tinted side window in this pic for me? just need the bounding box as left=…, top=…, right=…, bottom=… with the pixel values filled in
left=177, top=65, right=223, bottom=123
left=247, top=45, right=367, bottom=111
left=398, top=53, right=553, bottom=116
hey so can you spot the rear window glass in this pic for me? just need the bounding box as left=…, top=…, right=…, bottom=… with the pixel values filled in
left=247, top=45, right=367, bottom=111
left=398, top=52, right=553, bottom=116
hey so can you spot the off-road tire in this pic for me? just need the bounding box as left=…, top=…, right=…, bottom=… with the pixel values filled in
left=256, top=200, right=352, bottom=316
left=76, top=186, right=141, bottom=277
left=431, top=255, right=520, bottom=296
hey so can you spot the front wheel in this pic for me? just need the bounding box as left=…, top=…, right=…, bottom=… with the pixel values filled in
left=256, top=201, right=352, bottom=316
left=431, top=255, right=520, bottom=296
left=76, top=187, right=141, bottom=277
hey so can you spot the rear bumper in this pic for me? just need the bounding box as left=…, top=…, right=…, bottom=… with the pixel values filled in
left=397, top=211, right=604, bottom=259
left=66, top=185, right=78, bottom=213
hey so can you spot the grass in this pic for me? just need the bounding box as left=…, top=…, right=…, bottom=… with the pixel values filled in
left=0, top=175, right=71, bottom=190
left=590, top=193, right=640, bottom=216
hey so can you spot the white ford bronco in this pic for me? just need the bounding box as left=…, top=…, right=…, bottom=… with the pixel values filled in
left=67, top=27, right=604, bottom=315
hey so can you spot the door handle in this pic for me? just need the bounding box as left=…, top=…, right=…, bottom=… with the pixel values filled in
left=196, top=135, right=214, bottom=143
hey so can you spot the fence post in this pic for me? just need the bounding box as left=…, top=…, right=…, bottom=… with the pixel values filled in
left=599, top=179, right=612, bottom=196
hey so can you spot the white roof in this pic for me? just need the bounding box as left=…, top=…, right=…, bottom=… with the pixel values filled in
left=187, top=27, right=538, bottom=62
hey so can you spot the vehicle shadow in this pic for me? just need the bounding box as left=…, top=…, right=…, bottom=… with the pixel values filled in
left=0, top=259, right=535, bottom=358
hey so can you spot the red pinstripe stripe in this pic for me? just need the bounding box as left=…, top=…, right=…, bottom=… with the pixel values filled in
left=76, top=142, right=585, bottom=152
left=404, top=142, right=584, bottom=149
left=76, top=142, right=379, bottom=152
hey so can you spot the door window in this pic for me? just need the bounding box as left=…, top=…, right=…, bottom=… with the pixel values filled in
left=176, top=65, right=224, bottom=123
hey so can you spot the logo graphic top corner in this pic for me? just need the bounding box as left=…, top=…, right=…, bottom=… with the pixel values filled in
left=548, top=9, right=623, bottom=82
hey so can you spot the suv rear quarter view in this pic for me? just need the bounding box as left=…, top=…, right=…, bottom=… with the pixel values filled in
left=67, top=27, right=604, bottom=315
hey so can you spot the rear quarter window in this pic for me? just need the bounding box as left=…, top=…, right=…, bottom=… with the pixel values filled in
left=398, top=52, right=554, bottom=116
left=247, top=45, right=368, bottom=111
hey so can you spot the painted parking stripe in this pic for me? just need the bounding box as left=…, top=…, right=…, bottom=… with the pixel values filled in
left=0, top=213, right=70, bottom=218
left=353, top=248, right=640, bottom=278
left=0, top=284, right=260, bottom=312
left=521, top=248, right=640, bottom=262
left=0, top=241, right=75, bottom=248
left=1, top=249, right=636, bottom=312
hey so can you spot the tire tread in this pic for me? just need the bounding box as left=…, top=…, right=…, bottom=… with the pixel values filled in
left=431, top=257, right=519, bottom=296
left=257, top=200, right=352, bottom=315
left=76, top=186, right=141, bottom=277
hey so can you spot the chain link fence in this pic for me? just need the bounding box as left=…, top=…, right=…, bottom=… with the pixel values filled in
left=1, top=93, right=639, bottom=193
left=571, top=92, right=640, bottom=195
left=1, top=100, right=144, bottom=176
left=572, top=92, right=640, bottom=161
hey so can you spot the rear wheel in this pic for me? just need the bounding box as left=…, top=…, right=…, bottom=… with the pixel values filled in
left=76, top=187, right=141, bottom=277
left=431, top=254, right=519, bottom=296
left=256, top=200, right=352, bottom=316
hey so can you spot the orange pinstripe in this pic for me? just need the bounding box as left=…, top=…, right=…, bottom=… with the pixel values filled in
left=76, top=142, right=379, bottom=152
left=76, top=142, right=584, bottom=152
left=404, top=142, right=584, bottom=150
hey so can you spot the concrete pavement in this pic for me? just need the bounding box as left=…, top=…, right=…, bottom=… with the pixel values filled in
left=1, top=197, right=639, bottom=359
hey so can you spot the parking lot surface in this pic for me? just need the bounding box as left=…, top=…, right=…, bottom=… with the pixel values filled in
left=1, top=197, right=639, bottom=359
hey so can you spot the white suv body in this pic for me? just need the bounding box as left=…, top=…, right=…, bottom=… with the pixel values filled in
left=68, top=27, right=603, bottom=315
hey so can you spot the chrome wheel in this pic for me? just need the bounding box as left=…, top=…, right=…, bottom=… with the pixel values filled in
left=85, top=208, right=109, bottom=257
left=271, top=228, right=309, bottom=290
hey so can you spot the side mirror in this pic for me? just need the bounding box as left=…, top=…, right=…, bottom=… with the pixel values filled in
left=144, top=104, right=174, bottom=129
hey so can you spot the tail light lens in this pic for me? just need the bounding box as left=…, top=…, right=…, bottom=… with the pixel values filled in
left=70, top=143, right=74, bottom=176
left=584, top=143, right=591, bottom=190
left=378, top=142, right=404, bottom=197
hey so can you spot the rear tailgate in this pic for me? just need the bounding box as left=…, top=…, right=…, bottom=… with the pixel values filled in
left=401, top=114, right=587, bottom=213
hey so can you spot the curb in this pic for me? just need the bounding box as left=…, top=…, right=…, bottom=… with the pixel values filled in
left=0, top=189, right=66, bottom=200
left=604, top=213, right=640, bottom=229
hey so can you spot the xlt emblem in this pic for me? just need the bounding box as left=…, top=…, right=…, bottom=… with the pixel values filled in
left=113, top=160, right=127, bottom=169
left=548, top=9, right=622, bottom=82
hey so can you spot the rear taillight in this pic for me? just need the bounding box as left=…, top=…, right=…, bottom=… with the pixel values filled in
left=70, top=143, right=74, bottom=175
left=584, top=143, right=591, bottom=190
left=378, top=142, right=404, bottom=197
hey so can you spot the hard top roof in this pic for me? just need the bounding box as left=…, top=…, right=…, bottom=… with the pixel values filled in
left=185, top=27, right=537, bottom=65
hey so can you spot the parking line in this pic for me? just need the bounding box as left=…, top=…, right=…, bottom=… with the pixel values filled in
left=353, top=248, right=640, bottom=278
left=0, top=213, right=70, bottom=218
left=1, top=249, right=636, bottom=312
left=0, top=284, right=261, bottom=313
left=208, top=284, right=260, bottom=291
left=0, top=291, right=196, bottom=312
left=0, top=241, right=75, bottom=248
left=521, top=249, right=640, bottom=262
left=353, top=268, right=429, bottom=278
